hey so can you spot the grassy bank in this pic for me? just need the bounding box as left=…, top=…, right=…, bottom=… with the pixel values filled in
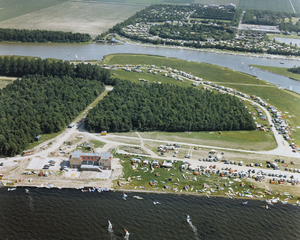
left=115, top=153, right=300, bottom=203
left=250, top=65, right=300, bottom=82
left=104, top=53, right=300, bottom=145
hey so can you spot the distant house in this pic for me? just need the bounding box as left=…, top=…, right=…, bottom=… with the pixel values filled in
left=69, top=150, right=113, bottom=171
left=35, top=135, right=42, bottom=141
left=225, top=3, right=236, bottom=9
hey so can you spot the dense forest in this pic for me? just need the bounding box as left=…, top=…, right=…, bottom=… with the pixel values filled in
left=0, top=75, right=105, bottom=155
left=191, top=8, right=235, bottom=21
left=0, top=56, right=116, bottom=85
left=149, top=23, right=235, bottom=41
left=0, top=56, right=116, bottom=156
left=85, top=81, right=256, bottom=133
left=0, top=28, right=91, bottom=43
left=242, top=10, right=300, bottom=32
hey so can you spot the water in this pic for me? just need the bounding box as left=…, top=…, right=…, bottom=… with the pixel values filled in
left=275, top=37, right=300, bottom=46
left=1, top=42, right=300, bottom=93
left=1, top=188, right=299, bottom=240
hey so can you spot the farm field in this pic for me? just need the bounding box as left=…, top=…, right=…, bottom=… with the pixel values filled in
left=0, top=0, right=62, bottom=22
left=238, top=0, right=294, bottom=12
left=291, top=0, right=300, bottom=13
left=193, top=0, right=240, bottom=5
left=78, top=0, right=195, bottom=4
left=0, top=1, right=144, bottom=37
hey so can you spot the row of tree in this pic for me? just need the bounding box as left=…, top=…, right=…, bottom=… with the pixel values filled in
left=243, top=10, right=300, bottom=30
left=0, top=75, right=105, bottom=156
left=85, top=81, right=256, bottom=133
left=0, top=28, right=91, bottom=43
left=0, top=56, right=116, bottom=85
left=191, top=7, right=236, bottom=21
left=288, top=66, right=300, bottom=74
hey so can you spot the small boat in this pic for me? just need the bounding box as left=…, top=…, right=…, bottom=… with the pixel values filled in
left=108, top=220, right=112, bottom=229
left=25, top=189, right=29, bottom=194
left=206, top=194, right=210, bottom=199
left=242, top=201, right=248, bottom=205
left=133, top=196, right=143, bottom=200
left=124, top=229, right=130, bottom=238
left=122, top=197, right=127, bottom=201
left=280, top=62, right=284, bottom=64
left=153, top=201, right=161, bottom=205
left=266, top=205, right=269, bottom=209
left=8, top=188, right=16, bottom=191
left=123, top=192, right=128, bottom=198
left=187, top=215, right=191, bottom=223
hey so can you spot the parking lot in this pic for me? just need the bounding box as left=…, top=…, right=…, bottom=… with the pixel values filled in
left=27, top=157, right=63, bottom=171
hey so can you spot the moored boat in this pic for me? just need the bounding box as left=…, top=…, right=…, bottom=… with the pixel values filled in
left=8, top=188, right=16, bottom=191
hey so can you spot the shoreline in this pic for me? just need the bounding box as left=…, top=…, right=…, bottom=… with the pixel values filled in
left=8, top=184, right=300, bottom=206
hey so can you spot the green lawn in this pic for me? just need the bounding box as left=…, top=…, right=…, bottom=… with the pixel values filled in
left=111, top=69, right=193, bottom=87
left=104, top=54, right=269, bottom=85
left=115, top=153, right=294, bottom=200
left=224, top=84, right=300, bottom=144
left=250, top=65, right=300, bottom=82
left=138, top=131, right=276, bottom=151
left=90, top=140, right=106, bottom=148
left=25, top=130, right=64, bottom=151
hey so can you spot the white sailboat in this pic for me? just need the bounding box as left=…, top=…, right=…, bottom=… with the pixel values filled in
left=74, top=54, right=78, bottom=59
left=124, top=229, right=130, bottom=238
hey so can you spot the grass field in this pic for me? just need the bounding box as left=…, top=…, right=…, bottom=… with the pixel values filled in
left=0, top=0, right=62, bottom=22
left=238, top=0, right=294, bottom=12
left=104, top=53, right=300, bottom=146
left=0, top=1, right=144, bottom=37
left=115, top=154, right=300, bottom=201
left=223, top=84, right=300, bottom=144
left=250, top=65, right=300, bottom=82
left=90, top=140, right=106, bottom=149
left=104, top=54, right=269, bottom=85
left=138, top=131, right=276, bottom=151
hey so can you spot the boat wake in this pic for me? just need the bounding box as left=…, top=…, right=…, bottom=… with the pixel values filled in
left=108, top=220, right=113, bottom=233
left=187, top=217, right=200, bottom=240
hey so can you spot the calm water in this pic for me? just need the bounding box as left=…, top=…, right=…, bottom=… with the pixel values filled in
left=0, top=188, right=299, bottom=240
left=1, top=42, right=300, bottom=93
left=275, top=37, right=300, bottom=46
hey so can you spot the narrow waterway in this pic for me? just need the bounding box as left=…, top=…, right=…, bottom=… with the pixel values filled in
left=1, top=42, right=300, bottom=93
